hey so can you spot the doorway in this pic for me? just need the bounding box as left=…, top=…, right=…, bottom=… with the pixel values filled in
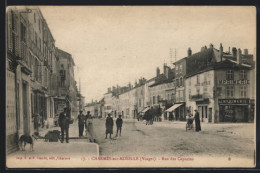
left=22, top=81, right=29, bottom=135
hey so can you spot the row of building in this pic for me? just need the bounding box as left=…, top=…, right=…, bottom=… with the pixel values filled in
left=86, top=43, right=255, bottom=124
left=6, top=7, right=84, bottom=154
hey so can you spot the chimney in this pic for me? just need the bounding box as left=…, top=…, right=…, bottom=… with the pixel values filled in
left=201, top=46, right=207, bottom=52
left=237, top=48, right=242, bottom=64
left=232, top=47, right=237, bottom=57
left=219, top=43, right=223, bottom=61
left=209, top=43, right=214, bottom=48
left=187, top=48, right=192, bottom=57
left=244, top=49, right=248, bottom=55
left=156, top=67, right=160, bottom=77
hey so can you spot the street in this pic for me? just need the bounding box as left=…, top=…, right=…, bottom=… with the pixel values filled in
left=7, top=118, right=255, bottom=168
left=93, top=118, right=254, bottom=160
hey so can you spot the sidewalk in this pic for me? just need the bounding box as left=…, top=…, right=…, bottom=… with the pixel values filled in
left=6, top=121, right=99, bottom=168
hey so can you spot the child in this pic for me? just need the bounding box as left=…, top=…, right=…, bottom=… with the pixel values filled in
left=115, top=115, right=123, bottom=137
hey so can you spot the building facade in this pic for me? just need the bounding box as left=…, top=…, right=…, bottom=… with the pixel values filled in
left=185, top=44, right=255, bottom=123
left=6, top=7, right=80, bottom=154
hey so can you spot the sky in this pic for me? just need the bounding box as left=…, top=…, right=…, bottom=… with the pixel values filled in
left=39, top=6, right=256, bottom=103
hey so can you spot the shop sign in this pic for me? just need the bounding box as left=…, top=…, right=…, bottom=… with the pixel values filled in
left=218, top=99, right=249, bottom=105
left=218, top=80, right=249, bottom=85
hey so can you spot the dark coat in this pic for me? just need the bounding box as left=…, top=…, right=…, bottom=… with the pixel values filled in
left=106, top=117, right=114, bottom=134
left=78, top=114, right=85, bottom=125
left=59, top=112, right=70, bottom=129
left=194, top=112, right=201, bottom=131
left=116, top=118, right=123, bottom=127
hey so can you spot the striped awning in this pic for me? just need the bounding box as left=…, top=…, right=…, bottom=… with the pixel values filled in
left=165, top=103, right=183, bottom=112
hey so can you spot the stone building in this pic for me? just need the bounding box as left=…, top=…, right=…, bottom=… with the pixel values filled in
left=185, top=44, right=255, bottom=123
left=55, top=48, right=78, bottom=119
left=6, top=7, right=80, bottom=154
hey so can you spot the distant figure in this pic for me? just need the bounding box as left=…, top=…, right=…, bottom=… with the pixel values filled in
left=115, top=115, right=123, bottom=137
left=194, top=109, right=201, bottom=132
left=86, top=114, right=96, bottom=143
left=58, top=107, right=70, bottom=143
left=105, top=113, right=114, bottom=139
left=77, top=110, right=85, bottom=137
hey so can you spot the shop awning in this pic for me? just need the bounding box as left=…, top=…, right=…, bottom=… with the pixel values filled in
left=165, top=103, right=183, bottom=112
left=141, top=107, right=150, bottom=113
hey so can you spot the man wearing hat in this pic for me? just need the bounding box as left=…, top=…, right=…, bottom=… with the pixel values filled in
left=58, top=107, right=71, bottom=143
left=77, top=110, right=85, bottom=137
left=105, top=113, right=114, bottom=139
left=194, top=109, right=201, bottom=132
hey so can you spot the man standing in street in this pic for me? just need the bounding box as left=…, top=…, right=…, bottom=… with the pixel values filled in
left=77, top=110, right=85, bottom=137
left=58, top=107, right=70, bottom=143
left=115, top=115, right=123, bottom=137
left=85, top=111, right=91, bottom=137
left=105, top=113, right=114, bottom=139
left=194, top=109, right=201, bottom=132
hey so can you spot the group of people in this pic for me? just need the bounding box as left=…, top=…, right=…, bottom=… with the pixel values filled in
left=77, top=110, right=96, bottom=143
left=186, top=109, right=201, bottom=132
left=105, top=113, right=123, bottom=139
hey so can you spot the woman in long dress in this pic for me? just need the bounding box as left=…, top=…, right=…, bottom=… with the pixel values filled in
left=86, top=114, right=96, bottom=143
left=194, top=109, right=201, bottom=132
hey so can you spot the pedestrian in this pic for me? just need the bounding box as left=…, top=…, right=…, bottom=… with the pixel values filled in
left=145, top=110, right=150, bottom=125
left=58, top=107, right=71, bottom=143
left=33, top=113, right=40, bottom=133
left=105, top=113, right=114, bottom=139
left=85, top=111, right=91, bottom=137
left=77, top=110, right=85, bottom=137
left=194, top=109, right=201, bottom=132
left=115, top=115, right=123, bottom=137
left=86, top=113, right=96, bottom=143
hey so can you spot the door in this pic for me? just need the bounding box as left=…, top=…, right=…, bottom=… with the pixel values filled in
left=22, top=82, right=29, bottom=135
left=208, top=108, right=212, bottom=123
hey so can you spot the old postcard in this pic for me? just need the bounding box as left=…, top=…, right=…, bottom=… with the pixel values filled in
left=6, top=6, right=256, bottom=168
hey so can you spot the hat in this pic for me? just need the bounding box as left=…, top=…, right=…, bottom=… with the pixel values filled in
left=194, top=109, right=198, bottom=111
left=87, top=111, right=90, bottom=113
left=80, top=110, right=83, bottom=112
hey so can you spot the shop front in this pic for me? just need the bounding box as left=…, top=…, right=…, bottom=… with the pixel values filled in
left=196, top=98, right=213, bottom=123
left=218, top=99, right=250, bottom=122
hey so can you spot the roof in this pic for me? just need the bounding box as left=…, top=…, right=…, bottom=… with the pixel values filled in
left=185, top=59, right=252, bottom=78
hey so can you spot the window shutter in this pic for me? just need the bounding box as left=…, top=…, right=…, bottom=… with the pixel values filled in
left=7, top=11, right=13, bottom=52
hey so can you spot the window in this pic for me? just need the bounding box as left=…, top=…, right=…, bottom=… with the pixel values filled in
left=176, top=65, right=179, bottom=74
left=20, top=23, right=26, bottom=42
left=35, top=32, right=37, bottom=45
left=157, top=95, right=160, bottom=104
left=139, top=99, right=141, bottom=107
left=176, top=79, right=179, bottom=87
left=39, top=19, right=41, bottom=32
left=189, top=89, right=191, bottom=99
left=196, top=87, right=200, bottom=95
left=34, top=13, right=36, bottom=23
left=226, top=70, right=234, bottom=80
left=240, top=70, right=247, bottom=80
left=153, top=96, right=156, bottom=104
left=180, top=90, right=184, bottom=101
left=240, top=86, right=247, bottom=97
left=39, top=38, right=41, bottom=51
left=197, top=75, right=200, bottom=84
left=179, top=64, right=183, bottom=73
left=180, top=77, right=183, bottom=86
left=176, top=91, right=179, bottom=102
left=189, top=78, right=191, bottom=86
left=226, top=86, right=234, bottom=97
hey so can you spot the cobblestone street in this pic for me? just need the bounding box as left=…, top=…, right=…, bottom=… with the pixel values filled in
left=93, top=118, right=254, bottom=165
